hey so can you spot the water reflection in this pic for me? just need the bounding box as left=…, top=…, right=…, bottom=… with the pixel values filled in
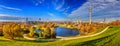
left=55, top=27, right=80, bottom=37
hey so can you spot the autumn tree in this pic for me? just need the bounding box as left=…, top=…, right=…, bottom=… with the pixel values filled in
left=29, top=26, right=35, bottom=37
left=49, top=24, right=56, bottom=38
left=3, top=23, right=23, bottom=39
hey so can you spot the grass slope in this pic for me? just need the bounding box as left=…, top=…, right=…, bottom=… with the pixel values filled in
left=65, top=26, right=120, bottom=46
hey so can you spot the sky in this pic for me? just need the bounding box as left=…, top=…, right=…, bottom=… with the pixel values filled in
left=0, top=0, right=120, bottom=22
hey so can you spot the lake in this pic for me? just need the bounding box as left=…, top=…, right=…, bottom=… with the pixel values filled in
left=55, top=27, right=80, bottom=37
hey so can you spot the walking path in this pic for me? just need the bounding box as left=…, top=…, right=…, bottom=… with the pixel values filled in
left=23, top=34, right=59, bottom=41
left=59, top=26, right=109, bottom=40
left=23, top=26, right=109, bottom=41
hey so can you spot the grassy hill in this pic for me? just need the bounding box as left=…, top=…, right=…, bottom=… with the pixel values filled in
left=65, top=26, right=120, bottom=46
left=0, top=25, right=120, bottom=46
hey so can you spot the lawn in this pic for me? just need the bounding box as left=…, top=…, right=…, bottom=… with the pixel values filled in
left=0, top=25, right=120, bottom=46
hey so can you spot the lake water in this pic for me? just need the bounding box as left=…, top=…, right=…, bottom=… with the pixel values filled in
left=55, top=27, right=80, bottom=37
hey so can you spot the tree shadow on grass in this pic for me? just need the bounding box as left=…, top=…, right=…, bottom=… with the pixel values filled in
left=13, top=38, right=61, bottom=43
left=0, top=36, right=61, bottom=43
left=0, top=39, right=49, bottom=43
left=0, top=40, right=12, bottom=42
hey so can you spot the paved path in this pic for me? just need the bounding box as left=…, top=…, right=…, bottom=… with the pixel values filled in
left=23, top=34, right=37, bottom=40
left=59, top=26, right=109, bottom=40
left=23, top=26, right=109, bottom=41
left=23, top=34, right=59, bottom=41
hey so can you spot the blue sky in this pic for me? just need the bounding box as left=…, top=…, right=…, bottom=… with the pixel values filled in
left=0, top=0, right=120, bottom=22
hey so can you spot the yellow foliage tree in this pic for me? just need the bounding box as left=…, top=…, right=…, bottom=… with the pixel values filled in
left=29, top=27, right=35, bottom=37
left=3, top=23, right=23, bottom=39
left=49, top=24, right=56, bottom=38
left=3, top=24, right=13, bottom=39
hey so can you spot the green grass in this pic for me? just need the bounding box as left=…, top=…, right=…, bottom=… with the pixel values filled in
left=87, top=27, right=105, bottom=35
left=0, top=25, right=120, bottom=46
left=64, top=25, right=120, bottom=46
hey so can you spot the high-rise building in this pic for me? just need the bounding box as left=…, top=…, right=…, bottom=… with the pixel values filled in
left=25, top=18, right=28, bottom=24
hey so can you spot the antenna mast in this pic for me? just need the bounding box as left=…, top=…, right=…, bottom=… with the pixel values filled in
left=89, top=0, right=92, bottom=24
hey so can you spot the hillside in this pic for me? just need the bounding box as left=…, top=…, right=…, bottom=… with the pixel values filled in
left=0, top=25, right=120, bottom=46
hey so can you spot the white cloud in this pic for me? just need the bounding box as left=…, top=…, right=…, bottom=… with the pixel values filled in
left=0, top=14, right=26, bottom=22
left=68, top=0, right=120, bottom=21
left=56, top=0, right=65, bottom=10
left=105, top=0, right=117, bottom=2
left=0, top=14, right=25, bottom=19
left=0, top=5, right=22, bottom=11
left=0, top=20, right=25, bottom=22
left=33, top=0, right=45, bottom=6
left=68, top=2, right=89, bottom=18
left=0, top=14, right=11, bottom=16
left=37, top=0, right=42, bottom=4
left=48, top=13, right=55, bottom=16
left=35, top=3, right=39, bottom=6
